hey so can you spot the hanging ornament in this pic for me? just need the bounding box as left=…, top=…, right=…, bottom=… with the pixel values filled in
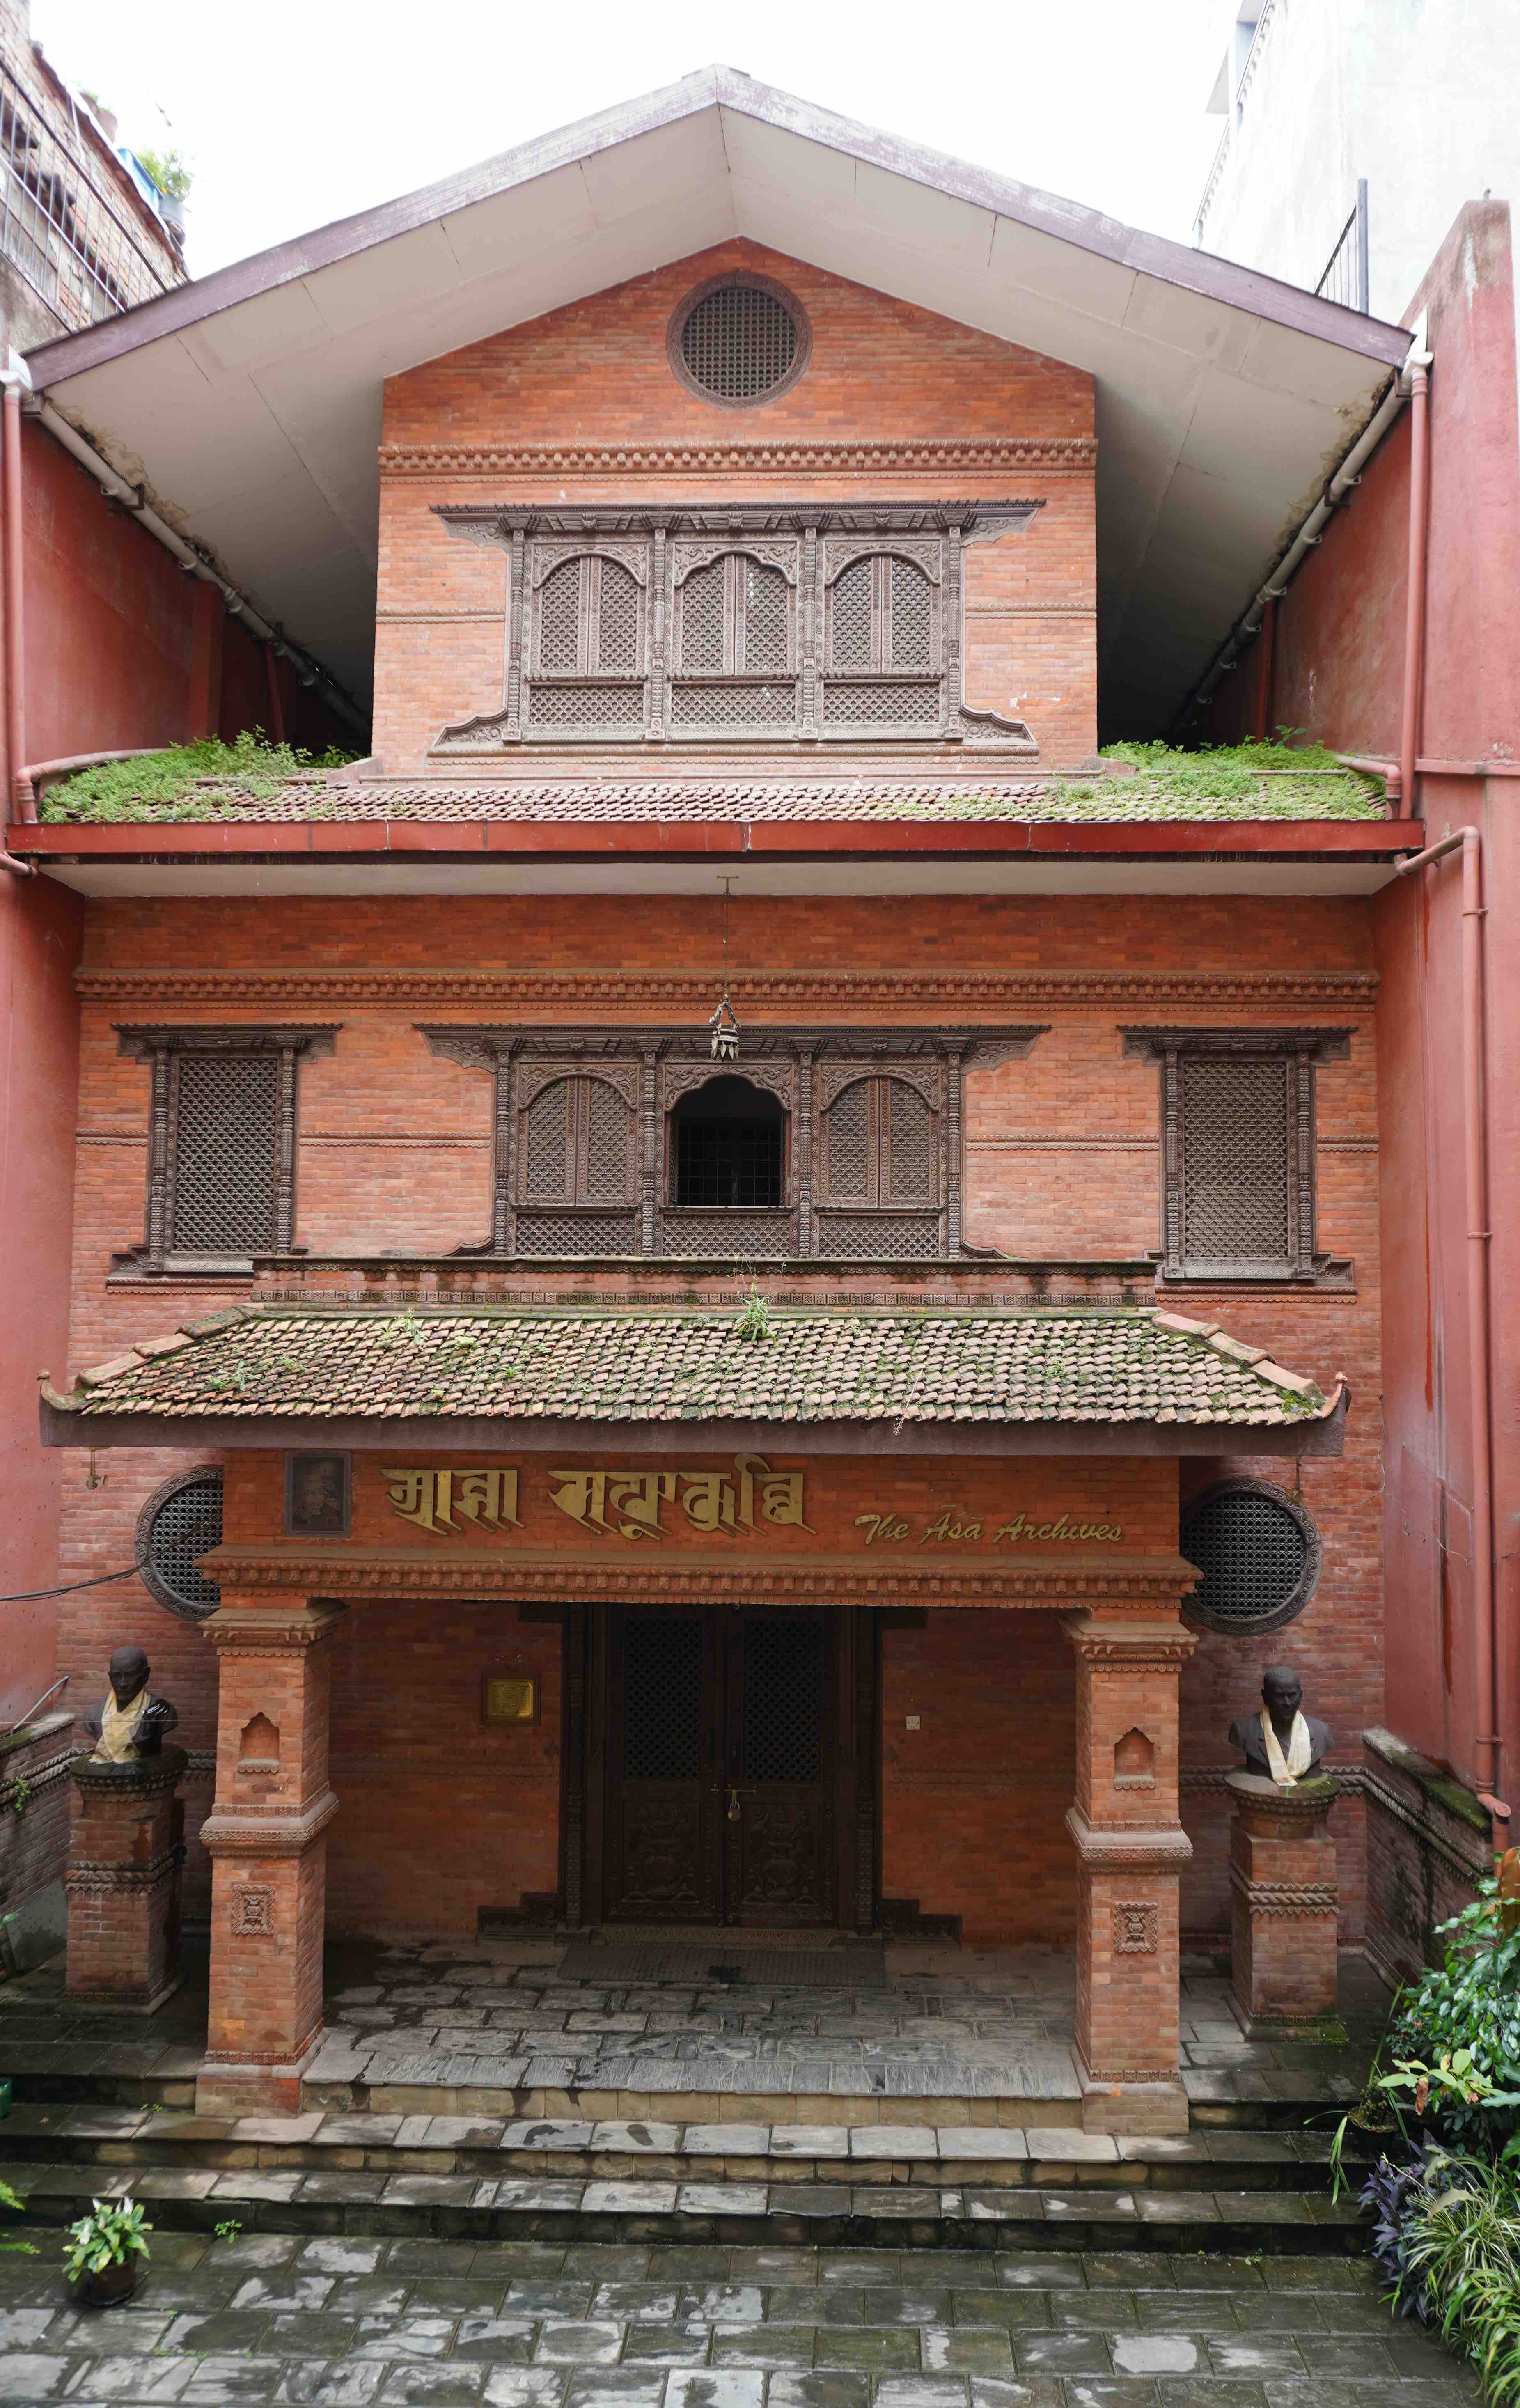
left=708, top=878, right=740, bottom=1061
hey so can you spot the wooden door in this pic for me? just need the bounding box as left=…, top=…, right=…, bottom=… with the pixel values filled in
left=599, top=1604, right=839, bottom=1926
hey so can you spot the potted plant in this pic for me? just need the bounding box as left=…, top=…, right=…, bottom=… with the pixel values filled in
left=136, top=148, right=192, bottom=235
left=63, top=2197, right=151, bottom=2306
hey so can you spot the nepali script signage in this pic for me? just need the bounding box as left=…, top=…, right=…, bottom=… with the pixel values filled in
left=377, top=1459, right=1128, bottom=1550
left=383, top=1454, right=808, bottom=1543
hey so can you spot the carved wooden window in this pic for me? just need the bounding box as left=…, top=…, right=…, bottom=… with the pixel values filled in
left=520, top=1075, right=634, bottom=1206
left=1121, top=1027, right=1353, bottom=1285
left=114, top=1025, right=339, bottom=1275
left=822, top=1076, right=937, bottom=1208
left=421, top=1024, right=1044, bottom=1264
left=432, top=502, right=1042, bottom=755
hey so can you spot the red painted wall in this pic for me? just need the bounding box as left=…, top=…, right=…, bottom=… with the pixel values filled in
left=1202, top=201, right=1520, bottom=1796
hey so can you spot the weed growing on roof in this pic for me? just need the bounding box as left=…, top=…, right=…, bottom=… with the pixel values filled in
left=734, top=1284, right=775, bottom=1343
left=1042, top=734, right=1385, bottom=820
left=41, top=730, right=351, bottom=823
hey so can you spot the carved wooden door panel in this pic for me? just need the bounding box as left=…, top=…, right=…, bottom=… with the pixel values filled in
left=600, top=1605, right=838, bottom=1927
left=724, top=1610, right=836, bottom=1927
left=603, top=1606, right=722, bottom=1922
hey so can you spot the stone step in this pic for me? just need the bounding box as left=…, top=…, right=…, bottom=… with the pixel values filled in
left=0, top=2151, right=1370, bottom=2255
left=0, top=2103, right=1370, bottom=2193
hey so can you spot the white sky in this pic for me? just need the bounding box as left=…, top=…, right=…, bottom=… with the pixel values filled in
left=33, top=0, right=1230, bottom=281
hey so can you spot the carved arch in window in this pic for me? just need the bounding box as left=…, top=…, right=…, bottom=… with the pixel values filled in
left=675, top=552, right=792, bottom=676
left=821, top=1073, right=938, bottom=1208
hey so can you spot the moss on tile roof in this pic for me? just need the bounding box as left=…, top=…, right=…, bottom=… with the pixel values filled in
left=37, top=741, right=1384, bottom=827
left=50, top=1303, right=1335, bottom=1430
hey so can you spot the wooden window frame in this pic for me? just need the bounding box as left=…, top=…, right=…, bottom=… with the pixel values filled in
left=1120, top=1026, right=1354, bottom=1287
left=820, top=1072, right=939, bottom=1210
left=113, top=1024, right=339, bottom=1276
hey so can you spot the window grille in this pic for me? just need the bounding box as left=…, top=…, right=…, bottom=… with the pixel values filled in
left=117, top=1024, right=337, bottom=1275
left=827, top=555, right=936, bottom=673
left=822, top=1076, right=937, bottom=1209
left=623, top=1616, right=704, bottom=1779
left=670, top=276, right=808, bottom=405
left=672, top=1076, right=785, bottom=1207
left=137, top=1469, right=223, bottom=1622
left=535, top=555, right=642, bottom=677
left=1180, top=1479, right=1320, bottom=1636
left=172, top=1055, right=279, bottom=1252
left=522, top=1076, right=633, bottom=1206
left=672, top=553, right=794, bottom=733
left=741, top=1618, right=823, bottom=1783
left=1120, top=1027, right=1352, bottom=1284
left=0, top=60, right=181, bottom=332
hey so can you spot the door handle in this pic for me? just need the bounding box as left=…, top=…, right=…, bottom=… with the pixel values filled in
left=725, top=1786, right=759, bottom=1821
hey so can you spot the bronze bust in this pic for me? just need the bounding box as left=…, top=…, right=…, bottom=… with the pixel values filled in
left=83, top=1645, right=179, bottom=1764
left=1229, top=1667, right=1331, bottom=1787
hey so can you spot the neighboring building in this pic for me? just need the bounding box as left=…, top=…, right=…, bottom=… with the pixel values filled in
left=0, top=0, right=185, bottom=354
left=1195, top=0, right=1520, bottom=320
left=0, top=70, right=1509, bottom=2118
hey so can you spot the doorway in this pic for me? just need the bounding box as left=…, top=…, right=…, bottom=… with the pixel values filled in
left=590, top=1604, right=857, bottom=1926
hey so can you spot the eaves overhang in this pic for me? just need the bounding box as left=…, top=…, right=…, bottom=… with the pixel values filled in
left=22, top=65, right=1412, bottom=730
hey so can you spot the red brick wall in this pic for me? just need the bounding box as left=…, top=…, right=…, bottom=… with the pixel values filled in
left=373, top=239, right=1097, bottom=771
left=58, top=882, right=1384, bottom=1947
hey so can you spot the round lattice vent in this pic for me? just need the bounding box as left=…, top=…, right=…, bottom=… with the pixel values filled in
left=1180, top=1479, right=1320, bottom=1637
left=137, top=1469, right=223, bottom=1622
left=669, top=275, right=810, bottom=406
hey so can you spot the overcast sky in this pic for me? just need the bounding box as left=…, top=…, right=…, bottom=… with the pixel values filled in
left=34, top=0, right=1229, bottom=280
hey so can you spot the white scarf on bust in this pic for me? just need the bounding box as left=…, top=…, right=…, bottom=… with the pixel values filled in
left=1259, top=1707, right=1312, bottom=1787
left=93, top=1684, right=148, bottom=1764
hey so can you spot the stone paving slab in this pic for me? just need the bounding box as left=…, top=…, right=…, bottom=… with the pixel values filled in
left=0, top=2232, right=1479, bottom=2405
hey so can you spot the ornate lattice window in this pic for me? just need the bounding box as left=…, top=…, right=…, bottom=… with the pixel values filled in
left=1181, top=1478, right=1321, bottom=1636
left=136, top=1467, right=224, bottom=1622
left=821, top=1076, right=937, bottom=1208
left=520, top=1074, right=635, bottom=1206
left=431, top=501, right=1041, bottom=754
left=1121, top=1027, right=1353, bottom=1285
left=114, top=1025, right=339, bottom=1276
left=422, top=1023, right=1043, bottom=1262
left=667, top=274, right=811, bottom=406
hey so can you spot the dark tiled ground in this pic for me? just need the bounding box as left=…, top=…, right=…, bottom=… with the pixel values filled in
left=0, top=2230, right=1479, bottom=2406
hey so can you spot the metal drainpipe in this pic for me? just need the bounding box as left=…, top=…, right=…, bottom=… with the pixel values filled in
left=2, top=381, right=27, bottom=820
left=1399, top=360, right=1431, bottom=815
left=1396, top=827, right=1503, bottom=1800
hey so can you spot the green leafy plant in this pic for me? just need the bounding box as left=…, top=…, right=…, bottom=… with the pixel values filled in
left=63, top=2196, right=151, bottom=2282
left=42, top=731, right=352, bottom=826
left=7, top=1775, right=31, bottom=1818
left=213, top=2218, right=243, bottom=2242
left=1397, top=2148, right=1520, bottom=2404
left=136, top=147, right=193, bottom=202
left=0, top=2176, right=37, bottom=2256
left=1394, top=1881, right=1520, bottom=2152
left=734, top=1284, right=774, bottom=1343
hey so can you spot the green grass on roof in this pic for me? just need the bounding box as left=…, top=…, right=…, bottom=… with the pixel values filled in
left=41, top=731, right=351, bottom=823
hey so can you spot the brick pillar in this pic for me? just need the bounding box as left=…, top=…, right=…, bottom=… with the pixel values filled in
left=1064, top=1612, right=1197, bottom=2135
left=1227, top=1770, right=1339, bottom=2034
left=186, top=577, right=225, bottom=739
left=196, top=1596, right=344, bottom=2115
left=65, top=1747, right=186, bottom=2011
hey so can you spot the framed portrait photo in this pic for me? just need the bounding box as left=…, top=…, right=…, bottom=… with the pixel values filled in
left=285, top=1451, right=351, bottom=1538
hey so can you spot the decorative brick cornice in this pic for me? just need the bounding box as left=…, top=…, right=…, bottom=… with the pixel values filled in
left=1065, top=1806, right=1194, bottom=1871
left=71, top=1747, right=187, bottom=1800
left=76, top=968, right=1380, bottom=1013
left=1229, top=1867, right=1339, bottom=1918
left=200, top=1544, right=1205, bottom=1612
left=379, top=437, right=1098, bottom=478
left=201, top=1606, right=347, bottom=1656
left=65, top=1845, right=183, bottom=1892
left=1061, top=1613, right=1200, bottom=1666
left=200, top=1791, right=339, bottom=1858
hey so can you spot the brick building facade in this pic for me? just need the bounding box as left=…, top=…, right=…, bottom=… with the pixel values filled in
left=2, top=71, right=1506, bottom=2122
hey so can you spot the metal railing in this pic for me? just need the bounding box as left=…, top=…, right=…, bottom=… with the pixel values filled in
left=1314, top=179, right=1370, bottom=313
left=0, top=60, right=179, bottom=331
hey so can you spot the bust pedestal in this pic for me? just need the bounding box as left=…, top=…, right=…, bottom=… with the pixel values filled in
left=1226, top=1770, right=1339, bottom=2034
left=65, top=1747, right=186, bottom=2012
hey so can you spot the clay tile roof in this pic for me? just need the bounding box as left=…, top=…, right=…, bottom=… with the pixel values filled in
left=48, top=1305, right=1341, bottom=1433
left=39, top=765, right=1386, bottom=828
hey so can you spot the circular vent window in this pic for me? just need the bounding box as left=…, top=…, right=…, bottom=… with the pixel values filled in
left=669, top=275, right=810, bottom=406
left=1180, top=1478, right=1320, bottom=1637
left=137, top=1469, right=223, bottom=1622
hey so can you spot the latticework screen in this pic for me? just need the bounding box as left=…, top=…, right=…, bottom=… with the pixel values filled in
left=172, top=1055, right=278, bottom=1251
left=825, top=1080, right=871, bottom=1201
left=524, top=1079, right=571, bottom=1201
left=887, top=1080, right=934, bottom=1202
left=679, top=284, right=799, bottom=401
left=623, top=1617, right=703, bottom=1779
left=1181, top=1486, right=1314, bottom=1632
left=741, top=1618, right=823, bottom=1783
left=890, top=559, right=933, bottom=667
left=538, top=562, right=581, bottom=672
left=596, top=562, right=640, bottom=673
left=141, top=1472, right=224, bottom=1621
left=1181, top=1058, right=1291, bottom=1265
left=523, top=1076, right=631, bottom=1206
left=831, top=559, right=874, bottom=670
left=680, top=563, right=726, bottom=672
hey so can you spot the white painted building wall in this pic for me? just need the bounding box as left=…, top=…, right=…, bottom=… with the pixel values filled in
left=1196, top=0, right=1520, bottom=322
